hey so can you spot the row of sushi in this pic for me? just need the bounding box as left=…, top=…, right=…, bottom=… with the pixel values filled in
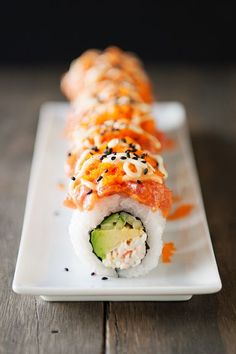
left=61, top=47, right=172, bottom=278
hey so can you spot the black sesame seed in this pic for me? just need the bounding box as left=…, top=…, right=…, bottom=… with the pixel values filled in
left=127, top=152, right=131, bottom=158
left=132, top=156, right=138, bottom=160
left=120, top=156, right=127, bottom=160
left=121, top=138, right=127, bottom=143
left=91, top=146, right=99, bottom=152
left=141, top=160, right=147, bottom=164
left=111, top=156, right=116, bottom=160
left=156, top=162, right=159, bottom=167
left=87, top=189, right=93, bottom=195
left=100, top=155, right=105, bottom=161
left=102, top=277, right=108, bottom=280
left=141, top=153, right=147, bottom=159
left=71, top=176, right=76, bottom=181
left=64, top=267, right=69, bottom=272
left=97, top=176, right=103, bottom=182
left=137, top=180, right=142, bottom=184
left=104, top=169, right=109, bottom=173
left=91, top=272, right=96, bottom=276
left=144, top=168, right=148, bottom=175
left=67, top=152, right=71, bottom=157
left=133, top=153, right=139, bottom=158
left=104, top=147, right=112, bottom=155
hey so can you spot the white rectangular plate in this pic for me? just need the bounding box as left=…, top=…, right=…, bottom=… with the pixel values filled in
left=13, top=102, right=222, bottom=301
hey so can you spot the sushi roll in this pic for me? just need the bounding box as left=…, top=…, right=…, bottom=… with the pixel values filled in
left=62, top=47, right=172, bottom=278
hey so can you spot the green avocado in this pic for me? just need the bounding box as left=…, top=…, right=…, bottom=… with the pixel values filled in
left=90, top=227, right=143, bottom=260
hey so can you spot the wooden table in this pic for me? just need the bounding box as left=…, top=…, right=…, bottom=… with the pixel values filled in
left=0, top=65, right=235, bottom=354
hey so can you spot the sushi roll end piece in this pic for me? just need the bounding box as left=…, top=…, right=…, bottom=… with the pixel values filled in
left=70, top=195, right=165, bottom=278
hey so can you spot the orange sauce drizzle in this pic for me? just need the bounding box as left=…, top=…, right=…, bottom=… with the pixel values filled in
left=167, top=204, right=194, bottom=221
left=162, top=242, right=176, bottom=263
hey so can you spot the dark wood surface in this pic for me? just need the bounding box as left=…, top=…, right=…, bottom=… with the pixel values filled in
left=0, top=65, right=235, bottom=354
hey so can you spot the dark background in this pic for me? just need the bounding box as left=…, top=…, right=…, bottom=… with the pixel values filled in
left=0, top=0, right=235, bottom=64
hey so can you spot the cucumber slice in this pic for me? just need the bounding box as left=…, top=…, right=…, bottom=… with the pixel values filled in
left=120, top=212, right=129, bottom=222
left=101, top=213, right=119, bottom=226
left=127, top=214, right=136, bottom=226
left=132, top=219, right=142, bottom=229
left=115, top=217, right=126, bottom=230
left=100, top=223, right=114, bottom=230
left=100, top=212, right=143, bottom=231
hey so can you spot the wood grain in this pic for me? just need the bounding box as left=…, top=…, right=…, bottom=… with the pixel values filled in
left=0, top=65, right=235, bottom=354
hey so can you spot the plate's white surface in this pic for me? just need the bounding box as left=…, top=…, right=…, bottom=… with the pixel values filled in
left=12, top=102, right=222, bottom=301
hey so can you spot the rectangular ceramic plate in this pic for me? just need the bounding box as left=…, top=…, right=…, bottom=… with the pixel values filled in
left=12, top=102, right=222, bottom=301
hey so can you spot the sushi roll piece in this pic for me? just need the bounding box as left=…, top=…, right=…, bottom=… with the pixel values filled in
left=70, top=196, right=166, bottom=278
left=64, top=81, right=166, bottom=153
left=65, top=141, right=172, bottom=277
left=65, top=131, right=162, bottom=177
left=64, top=80, right=152, bottom=132
left=61, top=46, right=154, bottom=103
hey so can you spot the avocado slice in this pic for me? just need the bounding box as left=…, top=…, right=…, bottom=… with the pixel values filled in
left=90, top=227, right=143, bottom=260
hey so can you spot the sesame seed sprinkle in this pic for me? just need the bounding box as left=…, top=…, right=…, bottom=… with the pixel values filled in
left=97, top=176, right=103, bottom=182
